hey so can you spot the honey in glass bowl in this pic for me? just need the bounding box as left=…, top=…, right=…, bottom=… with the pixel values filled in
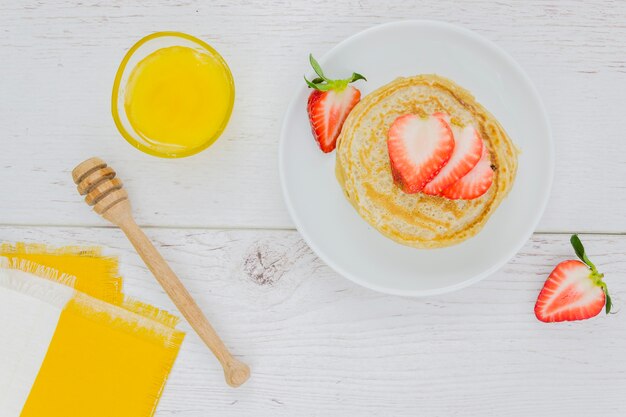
left=112, top=32, right=234, bottom=158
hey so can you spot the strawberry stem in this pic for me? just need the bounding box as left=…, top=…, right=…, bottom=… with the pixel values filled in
left=570, top=234, right=612, bottom=314
left=304, top=54, right=367, bottom=92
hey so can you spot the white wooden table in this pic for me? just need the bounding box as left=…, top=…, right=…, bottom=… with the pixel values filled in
left=2, top=1, right=626, bottom=415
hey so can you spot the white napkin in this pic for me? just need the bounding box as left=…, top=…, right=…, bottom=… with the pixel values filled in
left=0, top=268, right=73, bottom=417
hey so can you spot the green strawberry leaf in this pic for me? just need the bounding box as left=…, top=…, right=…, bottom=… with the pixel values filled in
left=350, top=72, right=367, bottom=82
left=605, top=290, right=612, bottom=314
left=570, top=234, right=597, bottom=271
left=305, top=53, right=366, bottom=91
left=304, top=76, right=319, bottom=90
left=570, top=234, right=586, bottom=262
left=304, top=76, right=333, bottom=91
left=572, top=234, right=613, bottom=315
left=309, top=54, right=327, bottom=80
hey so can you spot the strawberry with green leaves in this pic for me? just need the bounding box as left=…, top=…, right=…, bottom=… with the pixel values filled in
left=535, top=235, right=612, bottom=323
left=305, top=54, right=366, bottom=153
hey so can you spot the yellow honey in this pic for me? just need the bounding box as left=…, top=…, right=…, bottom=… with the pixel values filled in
left=113, top=33, right=234, bottom=158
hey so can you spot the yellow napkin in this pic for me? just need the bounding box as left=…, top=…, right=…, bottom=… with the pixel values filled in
left=0, top=242, right=123, bottom=303
left=0, top=243, right=184, bottom=417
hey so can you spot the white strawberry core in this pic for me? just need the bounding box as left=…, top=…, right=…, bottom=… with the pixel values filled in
left=401, top=116, right=444, bottom=164
left=322, top=88, right=355, bottom=143
left=442, top=125, right=477, bottom=172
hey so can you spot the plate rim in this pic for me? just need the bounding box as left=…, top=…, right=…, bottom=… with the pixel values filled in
left=278, top=19, right=554, bottom=297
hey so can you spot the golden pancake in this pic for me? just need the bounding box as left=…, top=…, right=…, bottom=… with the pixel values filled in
left=336, top=74, right=518, bottom=249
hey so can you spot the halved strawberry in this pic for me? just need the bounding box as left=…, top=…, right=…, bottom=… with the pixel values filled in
left=387, top=114, right=455, bottom=194
left=305, top=54, right=366, bottom=153
left=535, top=235, right=611, bottom=323
left=423, top=123, right=483, bottom=195
left=440, top=144, right=493, bottom=200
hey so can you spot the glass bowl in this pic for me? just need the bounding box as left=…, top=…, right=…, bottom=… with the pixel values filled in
left=111, top=32, right=235, bottom=158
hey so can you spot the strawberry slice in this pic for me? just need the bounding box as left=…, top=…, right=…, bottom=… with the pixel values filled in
left=440, top=144, right=493, bottom=200
left=387, top=114, right=455, bottom=194
left=307, top=87, right=360, bottom=153
left=432, top=112, right=451, bottom=124
left=423, top=123, right=483, bottom=196
left=305, top=54, right=366, bottom=153
left=535, top=235, right=611, bottom=323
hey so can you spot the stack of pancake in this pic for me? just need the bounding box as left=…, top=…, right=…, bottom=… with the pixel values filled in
left=336, top=74, right=518, bottom=249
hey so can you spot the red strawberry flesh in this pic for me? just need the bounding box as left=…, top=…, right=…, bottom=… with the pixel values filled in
left=535, top=260, right=606, bottom=323
left=441, top=145, right=494, bottom=200
left=307, top=86, right=360, bottom=153
left=423, top=123, right=483, bottom=196
left=387, top=114, right=455, bottom=194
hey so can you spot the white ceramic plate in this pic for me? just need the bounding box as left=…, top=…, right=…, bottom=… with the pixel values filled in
left=279, top=20, right=553, bottom=296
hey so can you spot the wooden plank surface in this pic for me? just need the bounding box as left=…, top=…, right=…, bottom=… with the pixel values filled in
left=0, top=226, right=624, bottom=416
left=0, top=0, right=625, bottom=232
left=2, top=1, right=626, bottom=416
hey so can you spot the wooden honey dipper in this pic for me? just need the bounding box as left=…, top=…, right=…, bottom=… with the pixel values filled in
left=72, top=157, right=250, bottom=388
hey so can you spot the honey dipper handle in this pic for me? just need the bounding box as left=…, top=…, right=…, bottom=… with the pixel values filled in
left=117, top=216, right=250, bottom=388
